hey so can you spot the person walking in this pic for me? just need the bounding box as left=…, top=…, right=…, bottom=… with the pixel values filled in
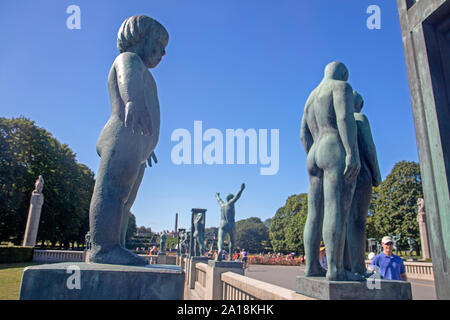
left=241, top=248, right=249, bottom=270
left=319, top=246, right=328, bottom=270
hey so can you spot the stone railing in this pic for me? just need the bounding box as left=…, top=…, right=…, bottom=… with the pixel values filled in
left=365, top=260, right=434, bottom=281
left=33, top=250, right=85, bottom=262
left=195, top=262, right=208, bottom=288
left=138, top=254, right=177, bottom=265
left=139, top=254, right=158, bottom=264
left=193, top=262, right=208, bottom=299
left=404, top=262, right=434, bottom=280
left=183, top=259, right=314, bottom=300
left=221, top=272, right=314, bottom=300
left=32, top=250, right=176, bottom=265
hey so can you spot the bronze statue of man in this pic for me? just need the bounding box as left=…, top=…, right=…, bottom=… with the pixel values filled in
left=193, top=212, right=206, bottom=256
left=215, top=184, right=245, bottom=261
left=345, top=91, right=382, bottom=276
left=300, top=62, right=361, bottom=281
left=88, top=15, right=168, bottom=265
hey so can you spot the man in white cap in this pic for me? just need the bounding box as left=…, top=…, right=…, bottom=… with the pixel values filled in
left=368, top=236, right=407, bottom=281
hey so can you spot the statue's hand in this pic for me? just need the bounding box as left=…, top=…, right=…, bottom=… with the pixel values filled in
left=216, top=193, right=220, bottom=197
left=241, top=183, right=245, bottom=190
left=147, top=152, right=158, bottom=167
left=343, top=154, right=360, bottom=182
left=125, top=101, right=153, bottom=136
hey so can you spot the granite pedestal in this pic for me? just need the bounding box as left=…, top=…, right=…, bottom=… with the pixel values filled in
left=207, top=260, right=244, bottom=300
left=208, top=260, right=243, bottom=269
left=19, top=262, right=185, bottom=300
left=157, top=253, right=167, bottom=264
left=188, top=256, right=209, bottom=289
left=296, top=276, right=412, bottom=300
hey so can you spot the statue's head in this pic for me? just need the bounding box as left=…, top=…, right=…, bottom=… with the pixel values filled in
left=353, top=90, right=364, bottom=113
left=117, top=15, right=169, bottom=68
left=226, top=194, right=234, bottom=201
left=324, top=62, right=349, bottom=81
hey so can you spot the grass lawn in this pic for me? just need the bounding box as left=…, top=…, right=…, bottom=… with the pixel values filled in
left=0, top=262, right=43, bottom=300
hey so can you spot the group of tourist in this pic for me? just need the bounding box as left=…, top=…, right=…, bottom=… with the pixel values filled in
left=203, top=248, right=249, bottom=266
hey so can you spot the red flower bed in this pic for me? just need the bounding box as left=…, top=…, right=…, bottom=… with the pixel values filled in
left=247, top=255, right=305, bottom=266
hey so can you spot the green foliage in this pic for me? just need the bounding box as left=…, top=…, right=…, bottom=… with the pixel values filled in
left=285, top=194, right=308, bottom=254
left=235, top=217, right=270, bottom=253
left=125, top=213, right=137, bottom=244
left=0, top=246, right=34, bottom=263
left=269, top=194, right=307, bottom=254
left=367, top=161, right=422, bottom=249
left=126, top=225, right=155, bottom=249
left=0, top=117, right=95, bottom=247
left=268, top=208, right=289, bottom=252
left=165, top=236, right=178, bottom=249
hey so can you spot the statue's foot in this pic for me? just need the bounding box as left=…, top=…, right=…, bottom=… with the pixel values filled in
left=89, top=245, right=148, bottom=266
left=304, top=264, right=327, bottom=277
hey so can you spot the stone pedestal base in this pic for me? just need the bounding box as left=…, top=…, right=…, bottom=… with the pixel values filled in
left=207, top=260, right=244, bottom=299
left=208, top=260, right=243, bottom=269
left=19, top=262, right=184, bottom=300
left=84, top=250, right=90, bottom=262
left=187, top=256, right=209, bottom=289
left=158, top=253, right=167, bottom=264
left=296, top=276, right=412, bottom=300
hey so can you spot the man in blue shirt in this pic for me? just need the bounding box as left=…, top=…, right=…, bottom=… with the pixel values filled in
left=369, top=236, right=407, bottom=281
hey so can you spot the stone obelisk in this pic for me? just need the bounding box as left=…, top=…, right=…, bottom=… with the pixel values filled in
left=23, top=176, right=44, bottom=247
left=417, top=198, right=431, bottom=260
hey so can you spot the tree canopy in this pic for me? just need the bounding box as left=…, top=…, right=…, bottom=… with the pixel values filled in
left=367, top=161, right=423, bottom=248
left=235, top=217, right=270, bottom=253
left=0, top=117, right=95, bottom=247
left=268, top=194, right=307, bottom=254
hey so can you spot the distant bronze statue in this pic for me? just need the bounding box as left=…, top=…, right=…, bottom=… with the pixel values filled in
left=160, top=233, right=166, bottom=253
left=88, top=15, right=169, bottom=265
left=193, top=211, right=206, bottom=256
left=407, top=237, right=416, bottom=257
left=300, top=62, right=361, bottom=281
left=215, top=184, right=245, bottom=261
left=391, top=233, right=402, bottom=255
left=85, top=231, right=91, bottom=250
left=345, top=91, right=382, bottom=276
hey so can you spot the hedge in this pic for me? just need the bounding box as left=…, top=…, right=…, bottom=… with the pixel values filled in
left=0, top=246, right=34, bottom=263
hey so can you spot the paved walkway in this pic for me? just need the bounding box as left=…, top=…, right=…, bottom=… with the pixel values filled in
left=244, top=264, right=436, bottom=300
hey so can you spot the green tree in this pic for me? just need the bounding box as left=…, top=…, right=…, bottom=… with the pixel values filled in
left=125, top=213, right=137, bottom=244
left=367, top=161, right=422, bottom=250
left=235, top=217, right=270, bottom=253
left=269, top=194, right=307, bottom=253
left=285, top=194, right=308, bottom=254
left=0, top=117, right=95, bottom=247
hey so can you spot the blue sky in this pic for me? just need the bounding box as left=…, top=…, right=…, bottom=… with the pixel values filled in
left=0, top=0, right=418, bottom=232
